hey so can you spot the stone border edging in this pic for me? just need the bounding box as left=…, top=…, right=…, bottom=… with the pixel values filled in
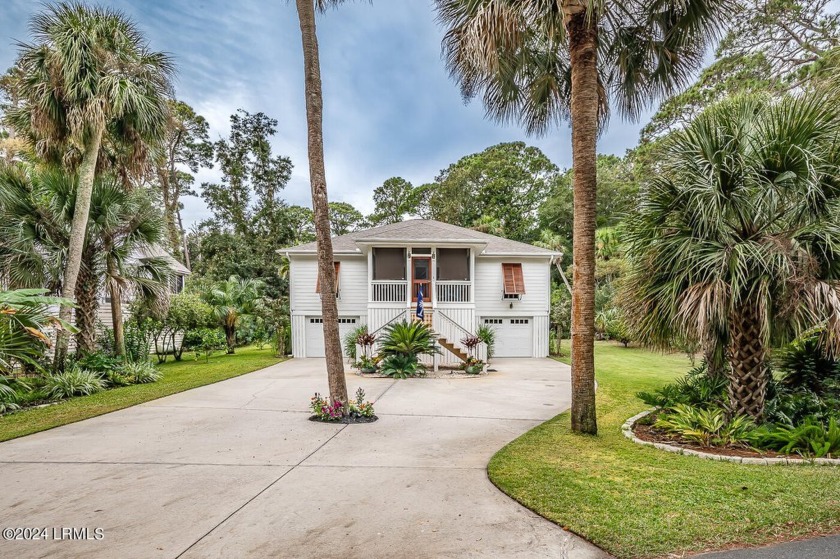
left=622, top=409, right=840, bottom=466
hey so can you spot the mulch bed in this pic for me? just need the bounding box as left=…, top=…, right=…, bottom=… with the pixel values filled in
left=309, top=415, right=379, bottom=424
left=633, top=417, right=792, bottom=459
left=355, top=367, right=489, bottom=379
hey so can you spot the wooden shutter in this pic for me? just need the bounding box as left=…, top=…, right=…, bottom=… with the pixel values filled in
left=502, top=263, right=525, bottom=295
left=315, top=262, right=341, bottom=294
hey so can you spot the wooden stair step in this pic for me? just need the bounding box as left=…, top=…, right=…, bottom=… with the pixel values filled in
left=437, top=337, right=468, bottom=361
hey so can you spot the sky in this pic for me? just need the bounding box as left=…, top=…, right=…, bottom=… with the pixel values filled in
left=0, top=0, right=658, bottom=228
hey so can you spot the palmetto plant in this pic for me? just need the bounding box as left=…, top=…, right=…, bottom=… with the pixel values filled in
left=624, top=94, right=840, bottom=419
left=0, top=288, right=75, bottom=374
left=435, top=0, right=730, bottom=434
left=3, top=2, right=173, bottom=369
left=0, top=164, right=171, bottom=355
left=205, top=276, right=264, bottom=354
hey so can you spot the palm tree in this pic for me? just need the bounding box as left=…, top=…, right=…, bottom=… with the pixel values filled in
left=4, top=2, right=172, bottom=369
left=0, top=164, right=170, bottom=355
left=624, top=94, right=840, bottom=419
left=435, top=0, right=729, bottom=434
left=205, top=276, right=264, bottom=354
left=293, top=0, right=350, bottom=407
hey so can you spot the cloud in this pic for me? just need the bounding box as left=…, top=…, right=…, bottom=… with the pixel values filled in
left=1, top=0, right=662, bottom=228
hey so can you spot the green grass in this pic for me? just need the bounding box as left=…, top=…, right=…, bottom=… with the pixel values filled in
left=488, top=342, right=840, bottom=559
left=0, top=346, right=284, bottom=443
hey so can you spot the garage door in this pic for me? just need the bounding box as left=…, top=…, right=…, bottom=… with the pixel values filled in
left=305, top=317, right=360, bottom=358
left=483, top=317, right=533, bottom=358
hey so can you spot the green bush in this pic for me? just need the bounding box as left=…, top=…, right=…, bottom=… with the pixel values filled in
left=476, top=324, right=496, bottom=361
left=654, top=404, right=755, bottom=448
left=192, top=328, right=226, bottom=363
left=44, top=367, right=105, bottom=400
left=749, top=417, right=840, bottom=458
left=123, top=361, right=162, bottom=384
left=379, top=320, right=438, bottom=358
left=637, top=363, right=727, bottom=409
left=380, top=353, right=424, bottom=379
left=0, top=378, right=21, bottom=413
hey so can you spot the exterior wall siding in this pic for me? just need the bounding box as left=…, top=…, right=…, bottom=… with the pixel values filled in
left=290, top=252, right=553, bottom=359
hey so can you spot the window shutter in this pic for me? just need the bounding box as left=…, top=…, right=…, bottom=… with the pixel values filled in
left=315, top=262, right=341, bottom=294
left=502, top=263, right=525, bottom=295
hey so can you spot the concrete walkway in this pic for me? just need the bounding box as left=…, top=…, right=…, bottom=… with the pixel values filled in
left=0, top=358, right=608, bottom=559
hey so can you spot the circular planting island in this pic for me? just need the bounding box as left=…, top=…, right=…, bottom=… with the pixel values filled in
left=623, top=410, right=840, bottom=466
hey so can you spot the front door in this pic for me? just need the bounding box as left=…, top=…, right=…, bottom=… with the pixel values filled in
left=411, top=257, right=431, bottom=302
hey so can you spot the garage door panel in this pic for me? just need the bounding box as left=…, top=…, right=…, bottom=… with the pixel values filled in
left=305, top=317, right=359, bottom=358
left=483, top=317, right=532, bottom=358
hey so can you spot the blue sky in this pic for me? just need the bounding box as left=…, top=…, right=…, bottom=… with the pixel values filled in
left=1, top=0, right=657, bottom=228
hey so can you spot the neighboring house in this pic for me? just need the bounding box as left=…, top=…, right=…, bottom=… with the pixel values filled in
left=283, top=220, right=559, bottom=364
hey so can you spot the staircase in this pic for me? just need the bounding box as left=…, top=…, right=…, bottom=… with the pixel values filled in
left=437, top=336, right=468, bottom=362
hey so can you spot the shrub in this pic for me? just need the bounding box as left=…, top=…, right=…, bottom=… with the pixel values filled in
left=44, top=367, right=105, bottom=400
left=123, top=361, right=162, bottom=384
left=380, top=353, right=424, bottom=379
left=749, top=417, right=840, bottom=458
left=0, top=378, right=21, bottom=413
left=775, top=330, right=840, bottom=395
left=476, top=324, right=496, bottom=361
left=379, top=321, right=438, bottom=359
left=73, top=351, right=123, bottom=374
left=637, top=363, right=727, bottom=409
left=192, top=328, right=227, bottom=363
left=654, top=404, right=755, bottom=448
left=343, top=325, right=369, bottom=360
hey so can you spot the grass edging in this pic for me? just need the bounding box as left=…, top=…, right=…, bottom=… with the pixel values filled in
left=622, top=410, right=840, bottom=467
left=487, top=342, right=840, bottom=559
left=0, top=347, right=285, bottom=443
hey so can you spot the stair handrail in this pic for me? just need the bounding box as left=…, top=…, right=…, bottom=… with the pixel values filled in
left=371, top=308, right=409, bottom=337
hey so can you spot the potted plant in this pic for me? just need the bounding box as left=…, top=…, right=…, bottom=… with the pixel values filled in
left=460, top=335, right=485, bottom=374
left=355, top=331, right=378, bottom=373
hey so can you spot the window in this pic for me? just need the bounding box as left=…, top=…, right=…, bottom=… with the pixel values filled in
left=170, top=274, right=185, bottom=295
left=310, top=318, right=324, bottom=324
left=315, top=262, right=341, bottom=297
left=483, top=318, right=503, bottom=325
left=502, top=263, right=525, bottom=298
left=373, top=248, right=406, bottom=280
left=411, top=247, right=432, bottom=254
left=510, top=319, right=529, bottom=325
left=437, top=248, right=470, bottom=281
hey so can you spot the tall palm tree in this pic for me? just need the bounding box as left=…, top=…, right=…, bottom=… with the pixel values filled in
left=624, top=94, right=840, bottom=419
left=205, top=276, right=264, bottom=354
left=435, top=0, right=729, bottom=434
left=4, top=2, right=172, bottom=369
left=0, top=164, right=170, bottom=355
left=293, top=0, right=350, bottom=406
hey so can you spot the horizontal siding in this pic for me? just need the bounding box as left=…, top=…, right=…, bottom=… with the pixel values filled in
left=474, top=257, right=551, bottom=315
left=290, top=255, right=368, bottom=315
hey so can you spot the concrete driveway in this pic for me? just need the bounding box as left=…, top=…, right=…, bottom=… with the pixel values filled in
left=0, top=358, right=608, bottom=559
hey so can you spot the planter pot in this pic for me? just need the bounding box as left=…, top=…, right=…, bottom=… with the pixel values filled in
left=361, top=367, right=378, bottom=374
left=464, top=365, right=483, bottom=375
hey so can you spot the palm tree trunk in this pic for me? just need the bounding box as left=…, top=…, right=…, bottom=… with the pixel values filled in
left=54, top=122, right=105, bottom=369
left=295, top=0, right=349, bottom=407
left=74, top=262, right=99, bottom=355
left=107, top=258, right=126, bottom=358
left=727, top=306, right=768, bottom=419
left=566, top=3, right=599, bottom=435
left=225, top=325, right=236, bottom=354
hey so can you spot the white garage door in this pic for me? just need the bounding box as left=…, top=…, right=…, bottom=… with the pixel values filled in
left=305, top=317, right=360, bottom=358
left=483, top=317, right=533, bottom=358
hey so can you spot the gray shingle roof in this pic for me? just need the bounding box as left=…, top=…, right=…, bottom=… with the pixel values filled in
left=283, top=219, right=557, bottom=256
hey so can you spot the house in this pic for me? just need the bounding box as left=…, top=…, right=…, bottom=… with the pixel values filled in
left=283, top=219, right=559, bottom=364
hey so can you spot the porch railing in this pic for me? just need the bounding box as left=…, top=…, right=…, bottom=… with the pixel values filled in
left=436, top=281, right=471, bottom=303
left=371, top=280, right=407, bottom=303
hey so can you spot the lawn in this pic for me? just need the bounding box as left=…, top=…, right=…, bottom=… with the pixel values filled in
left=0, top=346, right=284, bottom=443
left=488, top=342, right=840, bottom=559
